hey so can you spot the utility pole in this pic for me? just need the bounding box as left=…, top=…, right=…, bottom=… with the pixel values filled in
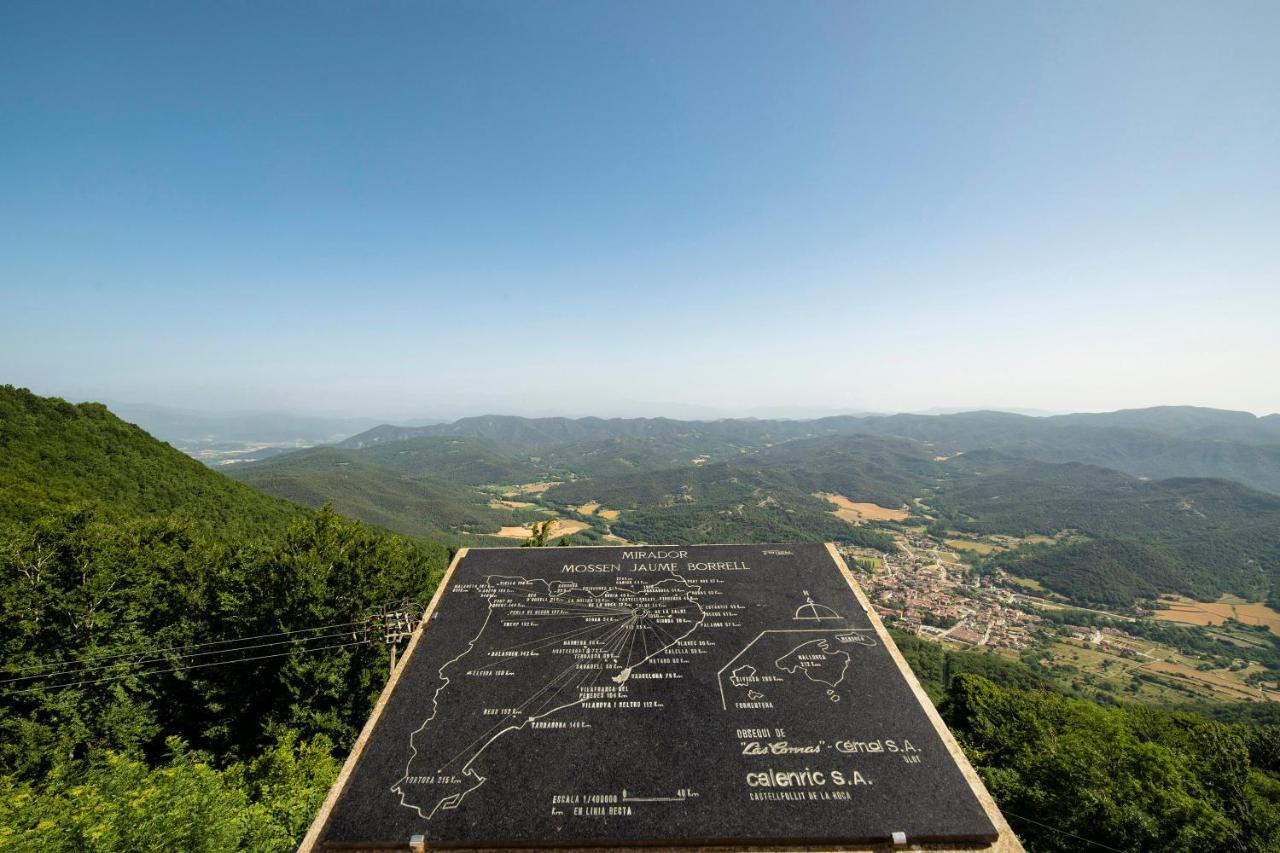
left=374, top=600, right=422, bottom=678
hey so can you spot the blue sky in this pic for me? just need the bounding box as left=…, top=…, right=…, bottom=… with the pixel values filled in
left=2, top=1, right=1277, bottom=419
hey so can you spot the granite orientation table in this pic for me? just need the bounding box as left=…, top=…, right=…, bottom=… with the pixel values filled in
left=302, top=544, right=1022, bottom=852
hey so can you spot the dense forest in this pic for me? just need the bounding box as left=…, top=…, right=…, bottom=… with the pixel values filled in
left=0, top=387, right=450, bottom=849
left=890, top=631, right=1280, bottom=850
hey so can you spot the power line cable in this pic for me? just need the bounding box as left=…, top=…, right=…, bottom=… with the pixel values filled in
left=0, top=618, right=371, bottom=674
left=0, top=626, right=371, bottom=686
left=1003, top=810, right=1126, bottom=853
left=1, top=638, right=374, bottom=698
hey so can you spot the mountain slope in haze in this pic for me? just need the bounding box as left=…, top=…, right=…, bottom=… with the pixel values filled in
left=847, top=411, right=1280, bottom=495
left=538, top=435, right=941, bottom=550
left=0, top=385, right=303, bottom=534
left=337, top=414, right=831, bottom=452
left=108, top=402, right=383, bottom=446
left=226, top=446, right=525, bottom=541
left=1050, top=405, right=1280, bottom=445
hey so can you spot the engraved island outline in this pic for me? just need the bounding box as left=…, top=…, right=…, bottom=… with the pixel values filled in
left=392, top=572, right=706, bottom=819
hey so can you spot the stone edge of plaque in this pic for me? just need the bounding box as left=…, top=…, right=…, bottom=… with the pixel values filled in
left=299, top=543, right=1024, bottom=853
left=299, top=546, right=472, bottom=853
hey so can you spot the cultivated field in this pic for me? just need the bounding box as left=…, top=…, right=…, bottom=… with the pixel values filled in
left=493, top=519, right=591, bottom=540
left=1155, top=595, right=1280, bottom=636
left=488, top=498, right=535, bottom=509
left=500, top=481, right=562, bottom=497
left=1043, top=638, right=1280, bottom=704
left=816, top=492, right=909, bottom=524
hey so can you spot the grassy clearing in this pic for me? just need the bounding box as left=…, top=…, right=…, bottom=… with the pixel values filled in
left=1044, top=636, right=1279, bottom=704
left=1143, top=660, right=1275, bottom=702
left=946, top=538, right=1001, bottom=555
left=1003, top=574, right=1050, bottom=593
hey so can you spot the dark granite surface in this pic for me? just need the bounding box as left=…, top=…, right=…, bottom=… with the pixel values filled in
left=320, top=544, right=997, bottom=848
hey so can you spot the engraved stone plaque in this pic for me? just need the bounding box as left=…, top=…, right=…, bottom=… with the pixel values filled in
left=305, top=544, right=1004, bottom=850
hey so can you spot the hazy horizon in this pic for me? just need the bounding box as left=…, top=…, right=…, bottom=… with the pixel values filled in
left=4, top=2, right=1278, bottom=417
left=16, top=388, right=1277, bottom=424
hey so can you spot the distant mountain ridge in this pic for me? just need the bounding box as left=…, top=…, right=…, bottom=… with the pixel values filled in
left=229, top=404, right=1280, bottom=608
left=335, top=406, right=1280, bottom=495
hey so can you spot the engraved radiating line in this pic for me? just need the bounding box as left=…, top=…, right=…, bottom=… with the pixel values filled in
left=510, top=604, right=632, bottom=615
left=434, top=657, right=586, bottom=772
left=623, top=617, right=641, bottom=668
left=510, top=611, right=630, bottom=620
left=477, top=613, right=632, bottom=655
left=464, top=617, right=632, bottom=674
left=641, top=613, right=683, bottom=649
left=526, top=656, right=602, bottom=719
left=464, top=618, right=632, bottom=673
left=445, top=613, right=645, bottom=799
left=437, top=611, right=641, bottom=771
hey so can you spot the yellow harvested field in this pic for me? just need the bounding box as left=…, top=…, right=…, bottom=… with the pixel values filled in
left=815, top=493, right=909, bottom=524
left=598, top=508, right=621, bottom=520
left=493, top=519, right=591, bottom=540
left=1155, top=595, right=1280, bottom=636
left=500, top=481, right=561, bottom=497
left=488, top=498, right=534, bottom=510
left=574, top=502, right=600, bottom=516
left=946, top=538, right=1000, bottom=555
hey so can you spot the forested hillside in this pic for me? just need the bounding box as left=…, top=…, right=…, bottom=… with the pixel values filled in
left=940, top=674, right=1280, bottom=851
left=931, top=451, right=1280, bottom=605
left=236, top=409, right=1280, bottom=607
left=226, top=445, right=526, bottom=541
left=0, top=386, right=302, bottom=533
left=0, top=389, right=451, bottom=849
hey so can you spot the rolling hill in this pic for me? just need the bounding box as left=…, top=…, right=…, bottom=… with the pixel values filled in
left=226, top=446, right=529, bottom=541
left=0, top=385, right=303, bottom=534
left=232, top=407, right=1280, bottom=606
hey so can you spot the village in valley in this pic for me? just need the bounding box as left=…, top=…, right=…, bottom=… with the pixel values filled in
left=838, top=526, right=1280, bottom=706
